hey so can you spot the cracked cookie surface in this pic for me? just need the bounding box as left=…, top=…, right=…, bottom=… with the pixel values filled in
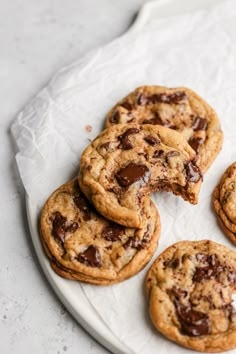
left=79, top=123, right=202, bottom=228
left=106, top=86, right=223, bottom=172
left=213, top=162, right=236, bottom=245
left=40, top=178, right=160, bottom=285
left=146, top=240, right=236, bottom=352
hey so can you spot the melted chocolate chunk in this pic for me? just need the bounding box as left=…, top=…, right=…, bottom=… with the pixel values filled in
left=166, top=151, right=180, bottom=158
left=120, top=102, right=133, bottom=111
left=143, top=115, right=175, bottom=129
left=102, top=224, right=125, bottom=241
left=143, top=115, right=163, bottom=125
left=110, top=111, right=119, bottom=124
left=193, top=254, right=223, bottom=282
left=167, top=91, right=188, bottom=103
left=171, top=286, right=188, bottom=300
left=51, top=212, right=67, bottom=244
left=144, top=136, right=160, bottom=146
left=143, top=116, right=162, bottom=125
left=164, top=258, right=180, bottom=269
left=115, top=163, right=150, bottom=187
left=124, top=236, right=141, bottom=250
left=189, top=137, right=203, bottom=154
left=73, top=192, right=91, bottom=221
left=51, top=212, right=78, bottom=245
left=186, top=161, right=202, bottom=183
left=153, top=149, right=165, bottom=159
left=137, top=91, right=188, bottom=106
left=77, top=246, right=102, bottom=267
left=175, top=301, right=210, bottom=337
left=192, top=117, right=207, bottom=131
left=118, top=128, right=139, bottom=150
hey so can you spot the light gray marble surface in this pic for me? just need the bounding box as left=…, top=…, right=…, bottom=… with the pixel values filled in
left=0, top=1, right=151, bottom=353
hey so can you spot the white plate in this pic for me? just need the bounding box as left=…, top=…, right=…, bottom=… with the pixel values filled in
left=25, top=0, right=224, bottom=353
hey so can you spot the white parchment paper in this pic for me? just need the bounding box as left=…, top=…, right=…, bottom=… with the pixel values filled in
left=12, top=1, right=236, bottom=353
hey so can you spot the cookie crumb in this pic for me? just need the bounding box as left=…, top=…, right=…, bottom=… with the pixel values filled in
left=85, top=125, right=92, bottom=133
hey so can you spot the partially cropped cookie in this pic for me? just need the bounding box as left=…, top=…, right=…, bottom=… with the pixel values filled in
left=40, top=179, right=160, bottom=285
left=79, top=124, right=202, bottom=228
left=106, top=86, right=223, bottom=172
left=146, top=240, right=236, bottom=352
left=213, top=162, right=236, bottom=245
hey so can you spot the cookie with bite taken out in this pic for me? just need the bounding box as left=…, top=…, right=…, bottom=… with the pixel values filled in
left=79, top=123, right=202, bottom=228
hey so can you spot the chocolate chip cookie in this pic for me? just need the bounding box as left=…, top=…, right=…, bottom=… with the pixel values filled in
left=106, top=86, right=223, bottom=172
left=213, top=162, right=236, bottom=245
left=146, top=240, right=236, bottom=352
left=79, top=123, right=202, bottom=228
left=40, top=178, right=160, bottom=284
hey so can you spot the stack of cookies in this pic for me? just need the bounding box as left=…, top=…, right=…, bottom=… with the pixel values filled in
left=41, top=86, right=236, bottom=352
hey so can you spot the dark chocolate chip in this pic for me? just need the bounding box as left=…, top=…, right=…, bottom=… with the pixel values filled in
left=153, top=149, right=165, bottom=158
left=120, top=102, right=133, bottom=111
left=143, top=115, right=175, bottom=129
left=124, top=236, right=141, bottom=250
left=193, top=254, right=223, bottom=282
left=142, top=115, right=162, bottom=125
left=192, top=117, right=207, bottom=131
left=102, top=223, right=125, bottom=241
left=73, top=192, right=91, bottom=221
left=164, top=258, right=180, bottom=268
left=137, top=91, right=188, bottom=106
left=185, top=161, right=202, bottom=183
left=143, top=116, right=163, bottom=125
left=166, top=91, right=188, bottom=103
left=189, top=137, right=203, bottom=154
left=115, top=163, right=150, bottom=187
left=193, top=267, right=212, bottom=282
left=77, top=245, right=102, bottom=267
left=171, top=286, right=188, bottom=300
left=110, top=111, right=119, bottom=124
left=51, top=212, right=78, bottom=245
left=174, top=301, right=210, bottom=337
left=144, top=136, right=160, bottom=146
left=51, top=212, right=67, bottom=244
left=118, top=128, right=139, bottom=150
